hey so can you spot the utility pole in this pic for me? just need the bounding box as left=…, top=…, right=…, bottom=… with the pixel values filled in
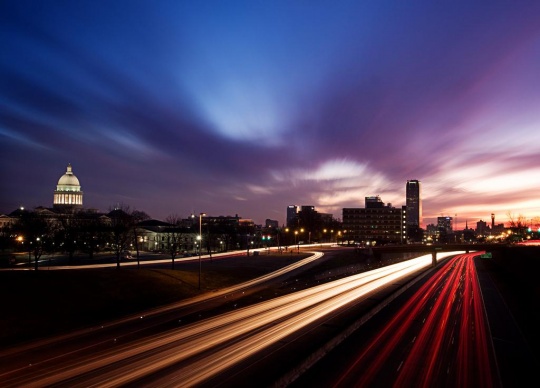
left=198, top=212, right=206, bottom=290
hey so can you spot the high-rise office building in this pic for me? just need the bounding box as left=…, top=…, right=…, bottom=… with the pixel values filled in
left=437, top=216, right=453, bottom=233
left=286, top=205, right=298, bottom=227
left=406, top=180, right=422, bottom=228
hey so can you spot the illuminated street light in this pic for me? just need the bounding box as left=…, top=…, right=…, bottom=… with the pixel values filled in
left=198, top=212, right=206, bottom=290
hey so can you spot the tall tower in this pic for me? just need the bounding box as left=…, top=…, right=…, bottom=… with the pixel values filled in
left=406, top=179, right=422, bottom=229
left=53, top=163, right=83, bottom=210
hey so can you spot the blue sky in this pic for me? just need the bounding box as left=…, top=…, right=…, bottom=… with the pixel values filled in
left=1, top=0, right=540, bottom=228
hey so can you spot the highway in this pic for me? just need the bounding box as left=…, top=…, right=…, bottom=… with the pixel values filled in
left=330, top=252, right=499, bottom=387
left=0, top=250, right=463, bottom=387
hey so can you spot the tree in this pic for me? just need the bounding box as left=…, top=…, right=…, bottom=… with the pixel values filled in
left=46, top=210, right=112, bottom=262
left=164, top=214, right=185, bottom=269
left=506, top=212, right=529, bottom=241
left=108, top=205, right=135, bottom=268
left=131, top=209, right=150, bottom=268
left=12, top=210, right=50, bottom=270
left=56, top=212, right=81, bottom=263
left=207, top=219, right=238, bottom=252
left=532, top=216, right=540, bottom=233
left=506, top=212, right=528, bottom=228
left=237, top=221, right=256, bottom=256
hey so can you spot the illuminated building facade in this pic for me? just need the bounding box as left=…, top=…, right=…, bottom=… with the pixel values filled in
left=53, top=163, right=83, bottom=209
left=406, top=179, right=422, bottom=228
left=343, top=196, right=406, bottom=245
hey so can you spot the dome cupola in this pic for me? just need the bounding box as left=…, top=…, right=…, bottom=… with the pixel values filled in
left=56, top=163, right=81, bottom=191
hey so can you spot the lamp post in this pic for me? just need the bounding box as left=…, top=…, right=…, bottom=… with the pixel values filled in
left=28, top=241, right=32, bottom=267
left=198, top=212, right=206, bottom=290
left=16, top=236, right=23, bottom=266
left=35, top=237, right=41, bottom=270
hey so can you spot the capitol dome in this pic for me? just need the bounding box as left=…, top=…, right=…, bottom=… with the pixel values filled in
left=57, top=164, right=81, bottom=191
left=53, top=163, right=83, bottom=208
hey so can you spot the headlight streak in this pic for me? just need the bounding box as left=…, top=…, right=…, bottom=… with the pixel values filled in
left=6, top=252, right=465, bottom=387
left=0, top=252, right=326, bottom=364
left=332, top=251, right=496, bottom=388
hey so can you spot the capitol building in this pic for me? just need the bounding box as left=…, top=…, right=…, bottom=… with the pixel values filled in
left=53, top=163, right=83, bottom=209
left=0, top=163, right=89, bottom=230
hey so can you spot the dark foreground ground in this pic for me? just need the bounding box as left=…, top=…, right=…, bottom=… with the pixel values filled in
left=0, top=248, right=357, bottom=347
left=1, top=245, right=539, bottom=372
left=483, top=246, right=540, bottom=348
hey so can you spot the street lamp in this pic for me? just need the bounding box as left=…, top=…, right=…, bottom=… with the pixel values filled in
left=198, top=212, right=206, bottom=290
left=35, top=237, right=41, bottom=270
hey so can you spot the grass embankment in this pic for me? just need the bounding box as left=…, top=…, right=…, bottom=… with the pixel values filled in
left=0, top=248, right=420, bottom=348
left=0, top=252, right=318, bottom=347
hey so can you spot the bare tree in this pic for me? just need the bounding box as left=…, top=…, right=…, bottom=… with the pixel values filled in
left=56, top=212, right=82, bottom=263
left=506, top=212, right=530, bottom=242
left=532, top=216, right=540, bottom=231
left=165, top=214, right=184, bottom=269
left=506, top=212, right=528, bottom=228
left=131, top=209, right=150, bottom=268
left=12, top=210, right=50, bottom=270
left=108, top=205, right=135, bottom=268
left=77, top=211, right=109, bottom=259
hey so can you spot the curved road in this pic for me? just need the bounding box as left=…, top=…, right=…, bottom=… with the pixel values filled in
left=0, top=250, right=463, bottom=387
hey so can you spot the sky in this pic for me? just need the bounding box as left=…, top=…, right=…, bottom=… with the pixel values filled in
left=1, top=0, right=540, bottom=229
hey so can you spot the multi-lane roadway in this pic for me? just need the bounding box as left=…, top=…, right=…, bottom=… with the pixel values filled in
left=2, top=247, right=531, bottom=387
left=297, top=252, right=500, bottom=387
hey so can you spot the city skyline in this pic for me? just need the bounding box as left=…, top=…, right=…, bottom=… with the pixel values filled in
left=3, top=162, right=527, bottom=231
left=2, top=1, right=540, bottom=228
